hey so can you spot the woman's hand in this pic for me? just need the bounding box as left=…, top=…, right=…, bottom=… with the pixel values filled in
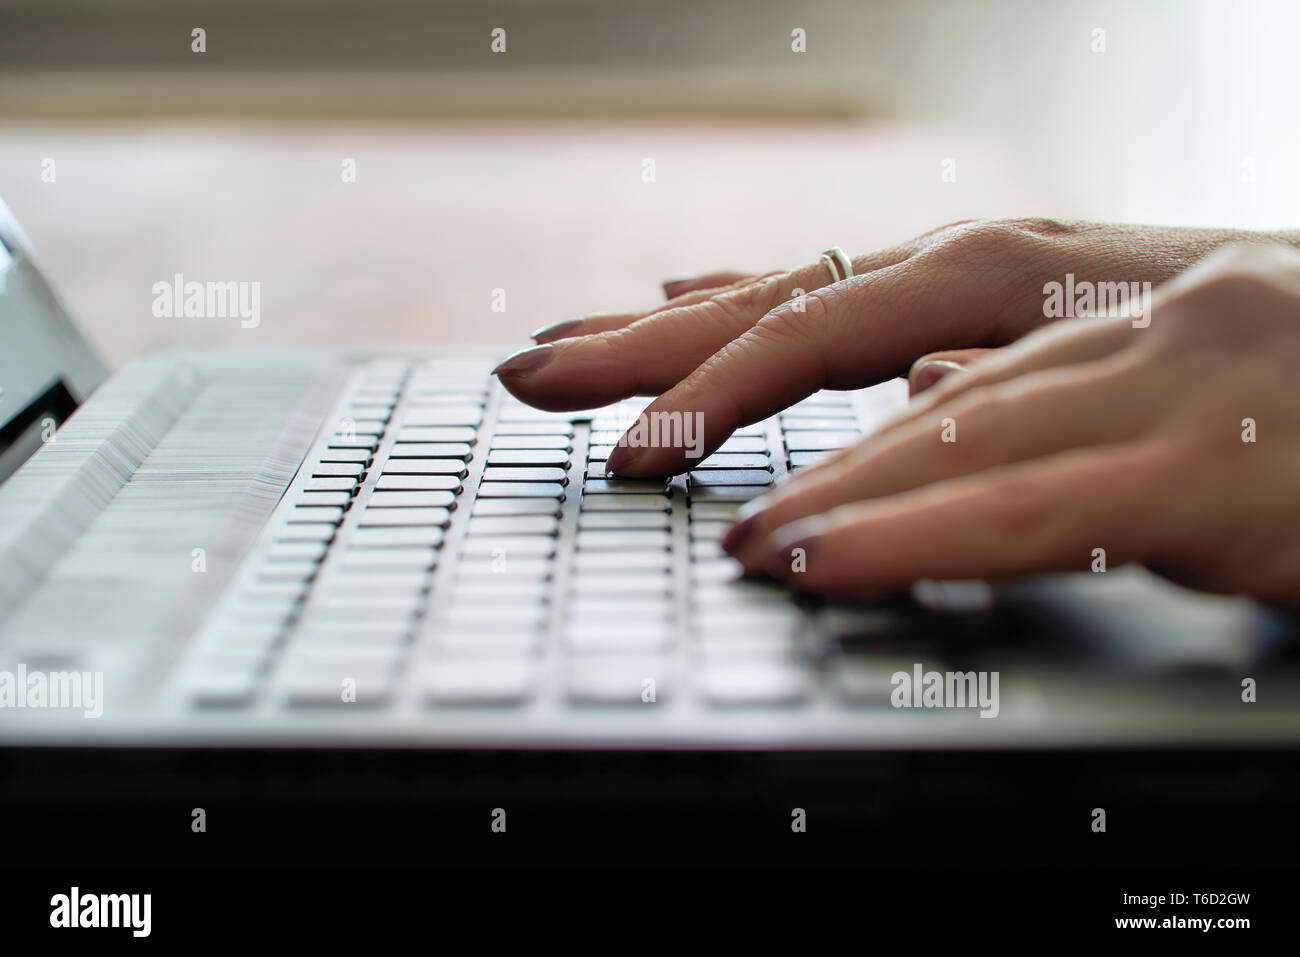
left=494, top=218, right=1285, bottom=476
left=723, top=244, right=1300, bottom=608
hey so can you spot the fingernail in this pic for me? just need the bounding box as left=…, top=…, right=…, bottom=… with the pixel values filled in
left=737, top=495, right=772, bottom=521
left=662, top=276, right=697, bottom=298
left=909, top=359, right=966, bottom=395
left=530, top=319, right=583, bottom=344
left=721, top=514, right=760, bottom=555
left=492, top=344, right=555, bottom=378
left=603, top=442, right=644, bottom=476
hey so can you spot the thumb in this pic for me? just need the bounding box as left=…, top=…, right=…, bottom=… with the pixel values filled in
left=907, top=348, right=997, bottom=396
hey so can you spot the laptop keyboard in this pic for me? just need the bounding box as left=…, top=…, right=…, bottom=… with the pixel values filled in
left=181, top=359, right=929, bottom=713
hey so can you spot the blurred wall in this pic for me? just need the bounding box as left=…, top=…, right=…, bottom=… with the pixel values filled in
left=1, top=0, right=1296, bottom=227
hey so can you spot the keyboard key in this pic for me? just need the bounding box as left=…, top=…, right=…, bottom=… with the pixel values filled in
left=580, top=493, right=670, bottom=511
left=496, top=404, right=572, bottom=422
left=266, top=541, right=328, bottom=562
left=304, top=477, right=360, bottom=493
left=389, top=426, right=475, bottom=444
left=381, top=458, right=469, bottom=476
left=687, top=520, right=730, bottom=542
left=449, top=580, right=551, bottom=602
left=467, top=515, right=559, bottom=536
left=570, top=596, right=672, bottom=619
left=487, top=449, right=570, bottom=467
left=573, top=550, right=671, bottom=572
left=312, top=462, right=365, bottom=477
left=185, top=663, right=262, bottom=708
left=689, top=486, right=767, bottom=503
left=281, top=665, right=396, bottom=708
left=357, top=507, right=452, bottom=527
left=490, top=434, right=572, bottom=451
left=326, top=569, right=432, bottom=593
left=689, top=470, right=774, bottom=487
left=578, top=511, right=670, bottom=531
left=692, top=557, right=744, bottom=582
left=690, top=539, right=725, bottom=562
left=575, top=529, right=671, bottom=551
left=715, top=436, right=768, bottom=454
left=256, top=561, right=319, bottom=583
left=320, top=449, right=372, bottom=465
left=290, top=505, right=345, bottom=524
left=350, top=526, right=445, bottom=548
left=583, top=478, right=670, bottom=494
left=784, top=431, right=860, bottom=452
left=275, top=522, right=338, bottom=542
left=461, top=536, right=557, bottom=559
left=493, top=421, right=575, bottom=436
left=340, top=548, right=437, bottom=570
left=476, top=482, right=565, bottom=499
left=391, top=437, right=473, bottom=458
left=482, top=466, right=568, bottom=483
left=443, top=606, right=547, bottom=630
left=329, top=433, right=381, bottom=450
left=564, top=622, right=674, bottom=651
left=457, top=557, right=553, bottom=580
left=375, top=474, right=461, bottom=491
left=779, top=415, right=859, bottom=431
left=368, top=491, right=458, bottom=509
left=685, top=453, right=771, bottom=470
left=472, top=498, right=563, bottom=517
left=698, top=657, right=812, bottom=706
left=566, top=656, right=669, bottom=705
left=433, top=627, right=543, bottom=654
left=422, top=658, right=536, bottom=706
left=569, top=574, right=672, bottom=599
left=788, top=451, right=833, bottom=468
left=297, top=491, right=352, bottom=508
left=400, top=406, right=484, bottom=427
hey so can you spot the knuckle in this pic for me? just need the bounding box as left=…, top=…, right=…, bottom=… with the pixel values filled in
left=717, top=274, right=787, bottom=317
left=754, top=287, right=833, bottom=342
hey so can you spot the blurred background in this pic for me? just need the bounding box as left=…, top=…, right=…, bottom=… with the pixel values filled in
left=0, top=0, right=1296, bottom=366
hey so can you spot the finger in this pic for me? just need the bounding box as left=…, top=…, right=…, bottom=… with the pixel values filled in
left=760, top=441, right=1172, bottom=595
left=908, top=348, right=996, bottom=395
left=502, top=235, right=934, bottom=412
left=662, top=272, right=752, bottom=300
left=725, top=350, right=1159, bottom=570
left=601, top=249, right=1018, bottom=476
left=530, top=273, right=779, bottom=344
left=908, top=315, right=1136, bottom=414
left=496, top=261, right=841, bottom=413
left=802, top=315, right=1138, bottom=481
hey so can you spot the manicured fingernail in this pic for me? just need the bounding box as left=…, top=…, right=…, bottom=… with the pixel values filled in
left=722, top=514, right=760, bottom=555
left=492, top=344, right=555, bottom=378
left=603, top=442, right=644, bottom=476
left=662, top=276, right=697, bottom=298
left=530, top=319, right=583, bottom=344
left=909, top=359, right=966, bottom=395
left=765, top=518, right=827, bottom=578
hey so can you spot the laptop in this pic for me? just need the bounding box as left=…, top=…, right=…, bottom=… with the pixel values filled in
left=0, top=196, right=1297, bottom=757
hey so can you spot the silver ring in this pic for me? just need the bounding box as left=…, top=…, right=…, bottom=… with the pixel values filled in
left=820, top=246, right=853, bottom=283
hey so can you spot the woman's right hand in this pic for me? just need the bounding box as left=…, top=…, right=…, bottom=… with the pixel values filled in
left=496, top=218, right=1287, bottom=476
